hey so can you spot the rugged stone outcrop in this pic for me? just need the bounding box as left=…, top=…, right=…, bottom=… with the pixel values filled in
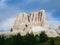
left=12, top=10, right=58, bottom=37
left=29, top=10, right=49, bottom=27
left=13, top=13, right=29, bottom=31
left=0, top=10, right=59, bottom=37
left=13, top=10, right=49, bottom=31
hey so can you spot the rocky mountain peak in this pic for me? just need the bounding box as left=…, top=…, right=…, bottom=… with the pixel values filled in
left=13, top=10, right=49, bottom=31
left=0, top=10, right=58, bottom=37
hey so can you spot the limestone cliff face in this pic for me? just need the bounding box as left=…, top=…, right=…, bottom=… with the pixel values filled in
left=13, top=10, right=49, bottom=32
left=0, top=10, right=59, bottom=37
left=13, top=13, right=29, bottom=31
left=29, top=10, right=49, bottom=28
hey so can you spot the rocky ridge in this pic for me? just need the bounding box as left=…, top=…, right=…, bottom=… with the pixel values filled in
left=12, top=10, right=59, bottom=37
left=13, top=10, right=49, bottom=31
left=0, top=10, right=59, bottom=37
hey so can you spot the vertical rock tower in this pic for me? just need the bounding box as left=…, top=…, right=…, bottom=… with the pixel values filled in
left=13, top=13, right=28, bottom=31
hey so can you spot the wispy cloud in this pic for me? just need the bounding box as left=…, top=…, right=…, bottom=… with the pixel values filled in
left=0, top=0, right=7, bottom=8
left=0, top=17, right=16, bottom=32
left=48, top=21, right=60, bottom=29
left=46, top=11, right=60, bottom=29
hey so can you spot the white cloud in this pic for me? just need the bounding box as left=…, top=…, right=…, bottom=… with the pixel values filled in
left=46, top=11, right=55, bottom=21
left=48, top=21, right=60, bottom=29
left=46, top=11, right=60, bottom=29
left=0, top=0, right=7, bottom=8
left=0, top=17, right=16, bottom=31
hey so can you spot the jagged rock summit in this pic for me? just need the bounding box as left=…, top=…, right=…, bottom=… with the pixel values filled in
left=13, top=10, right=49, bottom=31
left=0, top=10, right=59, bottom=37
left=12, top=10, right=58, bottom=37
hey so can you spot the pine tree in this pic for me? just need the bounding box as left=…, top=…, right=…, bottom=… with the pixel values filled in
left=49, top=38, right=55, bottom=45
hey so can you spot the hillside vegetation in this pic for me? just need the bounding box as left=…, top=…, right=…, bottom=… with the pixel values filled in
left=0, top=32, right=60, bottom=45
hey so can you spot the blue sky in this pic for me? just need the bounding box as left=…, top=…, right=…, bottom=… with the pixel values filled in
left=0, top=0, right=60, bottom=31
